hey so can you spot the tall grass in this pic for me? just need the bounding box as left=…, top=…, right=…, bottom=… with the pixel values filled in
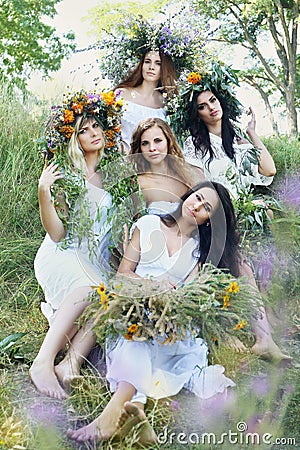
left=0, top=79, right=299, bottom=449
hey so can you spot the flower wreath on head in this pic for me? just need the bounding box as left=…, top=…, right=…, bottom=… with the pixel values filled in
left=39, top=90, right=144, bottom=256
left=43, top=89, right=124, bottom=163
left=166, top=60, right=243, bottom=144
left=97, top=12, right=205, bottom=87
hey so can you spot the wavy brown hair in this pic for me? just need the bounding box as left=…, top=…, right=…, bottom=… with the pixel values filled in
left=114, top=51, right=178, bottom=95
left=129, top=117, right=194, bottom=187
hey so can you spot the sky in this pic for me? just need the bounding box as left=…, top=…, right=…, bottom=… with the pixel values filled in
left=28, top=0, right=283, bottom=135
left=28, top=0, right=103, bottom=99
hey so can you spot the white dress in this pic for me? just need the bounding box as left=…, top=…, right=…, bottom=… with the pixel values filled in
left=34, top=182, right=112, bottom=324
left=120, top=101, right=166, bottom=148
left=106, top=215, right=235, bottom=404
left=183, top=133, right=273, bottom=198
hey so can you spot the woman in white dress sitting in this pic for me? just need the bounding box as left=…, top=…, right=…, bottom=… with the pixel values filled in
left=29, top=90, right=123, bottom=399
left=67, top=180, right=239, bottom=445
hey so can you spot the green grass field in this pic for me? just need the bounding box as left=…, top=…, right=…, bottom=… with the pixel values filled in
left=0, top=82, right=299, bottom=449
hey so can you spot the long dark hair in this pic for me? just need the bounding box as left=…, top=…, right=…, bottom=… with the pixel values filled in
left=114, top=51, right=178, bottom=95
left=161, top=180, right=241, bottom=276
left=188, top=89, right=237, bottom=168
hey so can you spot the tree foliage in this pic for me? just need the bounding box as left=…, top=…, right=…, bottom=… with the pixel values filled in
left=86, top=0, right=169, bottom=34
left=192, top=0, right=299, bottom=137
left=0, top=0, right=76, bottom=90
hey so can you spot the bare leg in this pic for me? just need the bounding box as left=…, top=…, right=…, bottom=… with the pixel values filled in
left=240, top=261, right=292, bottom=364
left=29, top=286, right=92, bottom=399
left=118, top=401, right=158, bottom=446
left=67, top=381, right=136, bottom=442
left=55, top=326, right=97, bottom=391
left=251, top=306, right=292, bottom=365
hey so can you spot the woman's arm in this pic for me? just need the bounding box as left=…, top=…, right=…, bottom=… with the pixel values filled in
left=117, top=227, right=141, bottom=279
left=245, top=107, right=276, bottom=177
left=38, top=162, right=67, bottom=242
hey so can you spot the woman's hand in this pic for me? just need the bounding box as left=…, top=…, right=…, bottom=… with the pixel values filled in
left=38, top=161, right=64, bottom=191
left=245, top=106, right=256, bottom=136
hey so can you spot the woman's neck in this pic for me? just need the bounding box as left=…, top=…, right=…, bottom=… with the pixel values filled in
left=148, top=160, right=169, bottom=175
left=84, top=152, right=100, bottom=177
left=207, top=122, right=222, bottom=138
left=175, top=216, right=198, bottom=238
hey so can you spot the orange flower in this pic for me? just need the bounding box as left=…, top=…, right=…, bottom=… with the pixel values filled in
left=63, top=109, right=75, bottom=124
left=127, top=324, right=139, bottom=334
left=187, top=72, right=202, bottom=84
left=105, top=129, right=115, bottom=140
left=72, top=102, right=83, bottom=114
left=101, top=91, right=115, bottom=106
left=234, top=319, right=247, bottom=330
left=60, top=125, right=74, bottom=139
left=124, top=333, right=133, bottom=340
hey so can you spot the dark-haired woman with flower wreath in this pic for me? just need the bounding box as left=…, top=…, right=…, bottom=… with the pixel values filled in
left=29, top=91, right=123, bottom=399
left=67, top=180, right=237, bottom=445
left=180, top=65, right=276, bottom=200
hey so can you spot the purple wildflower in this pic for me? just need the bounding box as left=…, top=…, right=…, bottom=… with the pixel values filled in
left=276, top=172, right=300, bottom=211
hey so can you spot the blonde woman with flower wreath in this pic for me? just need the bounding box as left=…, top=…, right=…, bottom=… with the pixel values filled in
left=29, top=90, right=123, bottom=399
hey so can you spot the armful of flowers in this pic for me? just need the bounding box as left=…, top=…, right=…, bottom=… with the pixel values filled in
left=80, top=264, right=262, bottom=348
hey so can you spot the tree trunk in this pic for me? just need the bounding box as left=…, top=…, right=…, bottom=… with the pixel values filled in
left=285, top=90, right=298, bottom=138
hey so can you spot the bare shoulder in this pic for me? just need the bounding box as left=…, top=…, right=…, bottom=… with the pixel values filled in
left=115, top=88, right=132, bottom=101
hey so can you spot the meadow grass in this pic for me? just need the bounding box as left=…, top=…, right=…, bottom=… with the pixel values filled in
left=0, top=81, right=299, bottom=449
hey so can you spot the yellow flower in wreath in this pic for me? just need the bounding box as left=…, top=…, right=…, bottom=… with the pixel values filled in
left=234, top=319, right=247, bottom=330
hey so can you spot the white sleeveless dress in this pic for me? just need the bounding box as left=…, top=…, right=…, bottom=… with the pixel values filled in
left=106, top=215, right=235, bottom=404
left=120, top=101, right=166, bottom=148
left=34, top=182, right=112, bottom=323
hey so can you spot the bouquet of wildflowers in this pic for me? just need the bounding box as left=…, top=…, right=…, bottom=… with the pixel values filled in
left=82, top=264, right=260, bottom=348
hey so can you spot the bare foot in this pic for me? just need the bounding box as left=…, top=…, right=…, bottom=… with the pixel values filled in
left=67, top=397, right=122, bottom=442
left=251, top=341, right=292, bottom=367
left=223, top=335, right=248, bottom=353
left=117, top=402, right=158, bottom=446
left=55, top=359, right=82, bottom=392
left=29, top=360, right=68, bottom=399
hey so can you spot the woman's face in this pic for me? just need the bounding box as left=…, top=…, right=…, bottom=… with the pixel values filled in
left=142, top=51, right=161, bottom=83
left=182, top=187, right=220, bottom=225
left=140, top=125, right=168, bottom=165
left=77, top=119, right=104, bottom=153
left=196, top=90, right=223, bottom=125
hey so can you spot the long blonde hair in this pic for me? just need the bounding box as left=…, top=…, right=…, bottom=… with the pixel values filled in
left=67, top=116, right=105, bottom=174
